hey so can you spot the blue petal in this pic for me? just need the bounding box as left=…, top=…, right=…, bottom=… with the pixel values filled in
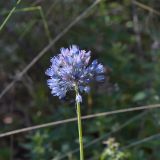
left=79, top=86, right=84, bottom=92
left=96, top=75, right=105, bottom=82
left=76, top=94, right=82, bottom=103
left=45, top=68, right=54, bottom=76
left=96, top=64, right=105, bottom=73
left=70, top=45, right=79, bottom=54
left=84, top=86, right=90, bottom=93
left=92, top=60, right=98, bottom=66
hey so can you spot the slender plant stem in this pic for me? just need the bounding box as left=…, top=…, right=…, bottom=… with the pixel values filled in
left=38, top=6, right=52, bottom=42
left=0, top=0, right=21, bottom=32
left=1, top=6, right=52, bottom=43
left=75, top=85, right=84, bottom=160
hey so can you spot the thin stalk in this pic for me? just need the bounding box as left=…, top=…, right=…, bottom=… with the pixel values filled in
left=38, top=6, right=52, bottom=42
left=0, top=6, right=52, bottom=43
left=0, top=0, right=21, bottom=32
left=75, top=85, right=84, bottom=160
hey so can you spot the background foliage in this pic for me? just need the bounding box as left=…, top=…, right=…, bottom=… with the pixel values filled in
left=0, top=0, right=160, bottom=159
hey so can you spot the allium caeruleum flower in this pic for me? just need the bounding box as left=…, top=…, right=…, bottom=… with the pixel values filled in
left=45, top=45, right=105, bottom=102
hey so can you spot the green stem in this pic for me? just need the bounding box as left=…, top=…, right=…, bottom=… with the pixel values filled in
left=75, top=85, right=84, bottom=160
left=0, top=0, right=21, bottom=32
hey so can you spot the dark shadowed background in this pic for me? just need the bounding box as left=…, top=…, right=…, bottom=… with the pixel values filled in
left=0, top=0, right=160, bottom=159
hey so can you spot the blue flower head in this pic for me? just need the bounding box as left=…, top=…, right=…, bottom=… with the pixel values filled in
left=45, top=45, right=105, bottom=102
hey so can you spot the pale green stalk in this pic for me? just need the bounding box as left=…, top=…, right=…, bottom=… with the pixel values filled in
left=75, top=85, right=84, bottom=160
left=38, top=6, right=52, bottom=42
left=0, top=5, right=51, bottom=43
left=0, top=0, right=21, bottom=32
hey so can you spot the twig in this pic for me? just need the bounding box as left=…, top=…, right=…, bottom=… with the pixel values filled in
left=122, top=133, right=160, bottom=150
left=133, top=0, right=160, bottom=16
left=0, top=103, right=160, bottom=138
left=132, top=0, right=143, bottom=54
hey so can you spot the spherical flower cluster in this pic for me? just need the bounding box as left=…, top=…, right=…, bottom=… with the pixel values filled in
left=45, top=45, right=105, bottom=102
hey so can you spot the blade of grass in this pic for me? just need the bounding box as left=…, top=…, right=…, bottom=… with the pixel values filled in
left=0, top=0, right=21, bottom=32
left=1, top=6, right=51, bottom=42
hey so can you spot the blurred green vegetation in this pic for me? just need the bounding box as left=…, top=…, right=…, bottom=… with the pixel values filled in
left=0, top=0, right=160, bottom=159
left=100, top=138, right=130, bottom=160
